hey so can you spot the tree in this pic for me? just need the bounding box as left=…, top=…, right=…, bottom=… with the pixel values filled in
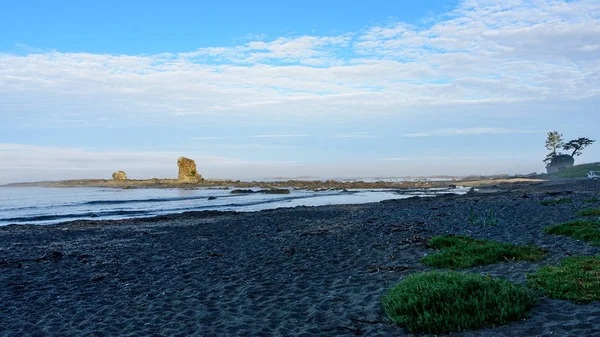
left=544, top=131, right=564, bottom=163
left=563, top=137, right=595, bottom=157
left=545, top=131, right=564, bottom=155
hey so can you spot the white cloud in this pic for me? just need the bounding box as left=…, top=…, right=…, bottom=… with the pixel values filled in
left=1, top=0, right=598, bottom=128
left=0, top=143, right=301, bottom=183
left=333, top=132, right=379, bottom=139
left=1, top=1, right=599, bottom=182
left=224, top=144, right=301, bottom=150
left=0, top=143, right=553, bottom=184
left=251, top=134, right=308, bottom=138
left=194, top=136, right=230, bottom=140
left=402, top=127, right=545, bottom=137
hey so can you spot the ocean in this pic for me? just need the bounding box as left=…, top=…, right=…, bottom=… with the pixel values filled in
left=0, top=186, right=469, bottom=226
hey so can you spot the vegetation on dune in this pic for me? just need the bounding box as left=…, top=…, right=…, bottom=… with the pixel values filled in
left=540, top=198, right=572, bottom=206
left=539, top=162, right=600, bottom=178
left=544, top=219, right=600, bottom=246
left=578, top=208, right=600, bottom=217
left=382, top=271, right=537, bottom=334
left=421, top=235, right=546, bottom=269
left=527, top=256, right=600, bottom=303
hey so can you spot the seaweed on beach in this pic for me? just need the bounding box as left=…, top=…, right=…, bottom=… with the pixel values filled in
left=527, top=256, right=600, bottom=303
left=467, top=207, right=499, bottom=226
left=382, top=271, right=537, bottom=334
left=577, top=208, right=600, bottom=217
left=421, top=235, right=546, bottom=269
left=544, top=219, right=600, bottom=246
left=541, top=198, right=572, bottom=206
left=585, top=196, right=600, bottom=203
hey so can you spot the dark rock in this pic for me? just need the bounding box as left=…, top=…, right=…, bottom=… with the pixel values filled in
left=283, top=247, right=297, bottom=256
left=260, top=188, right=291, bottom=195
left=208, top=196, right=217, bottom=200
left=546, top=154, right=575, bottom=173
left=231, top=189, right=255, bottom=194
left=36, top=251, right=64, bottom=261
left=90, top=273, right=109, bottom=282
left=301, top=229, right=330, bottom=236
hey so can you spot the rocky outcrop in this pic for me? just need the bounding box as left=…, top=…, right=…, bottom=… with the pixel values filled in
left=112, top=171, right=128, bottom=180
left=230, top=188, right=290, bottom=194
left=177, top=157, right=202, bottom=183
left=546, top=154, right=575, bottom=174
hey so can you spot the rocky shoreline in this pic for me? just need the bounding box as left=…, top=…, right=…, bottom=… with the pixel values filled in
left=1, top=176, right=543, bottom=191
left=1, top=179, right=599, bottom=336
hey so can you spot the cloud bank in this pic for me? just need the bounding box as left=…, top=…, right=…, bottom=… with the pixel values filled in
left=1, top=0, right=598, bottom=182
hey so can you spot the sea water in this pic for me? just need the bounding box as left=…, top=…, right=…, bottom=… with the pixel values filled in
left=0, top=186, right=469, bottom=226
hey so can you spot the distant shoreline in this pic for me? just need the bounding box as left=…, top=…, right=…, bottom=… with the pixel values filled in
left=1, top=177, right=545, bottom=190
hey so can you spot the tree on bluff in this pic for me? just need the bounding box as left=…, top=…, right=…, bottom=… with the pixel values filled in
left=544, top=131, right=564, bottom=163
left=544, top=131, right=595, bottom=164
left=563, top=138, right=595, bottom=157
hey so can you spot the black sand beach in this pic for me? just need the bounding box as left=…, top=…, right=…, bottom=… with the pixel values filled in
left=2, top=180, right=600, bottom=336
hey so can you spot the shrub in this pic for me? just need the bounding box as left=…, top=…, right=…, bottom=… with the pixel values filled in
left=421, top=235, right=546, bottom=269
left=541, top=198, right=572, bottom=206
left=578, top=208, right=600, bottom=217
left=544, top=220, right=600, bottom=246
left=527, top=256, right=600, bottom=303
left=382, top=271, right=537, bottom=334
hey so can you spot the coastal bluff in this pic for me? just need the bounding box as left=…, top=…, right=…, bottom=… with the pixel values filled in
left=177, top=157, right=203, bottom=183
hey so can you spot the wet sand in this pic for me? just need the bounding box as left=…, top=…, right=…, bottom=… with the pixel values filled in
left=2, top=180, right=600, bottom=336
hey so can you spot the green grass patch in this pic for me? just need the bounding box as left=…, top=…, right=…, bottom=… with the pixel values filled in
left=544, top=220, right=600, bottom=246
left=585, top=196, right=599, bottom=204
left=539, top=162, right=600, bottom=178
left=541, top=198, right=572, bottom=206
left=382, top=271, right=537, bottom=334
left=468, top=208, right=499, bottom=226
left=578, top=208, right=600, bottom=217
left=527, top=256, right=600, bottom=303
left=421, top=235, right=546, bottom=269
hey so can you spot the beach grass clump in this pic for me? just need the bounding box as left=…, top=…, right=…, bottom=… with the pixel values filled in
left=544, top=220, right=600, bottom=246
left=527, top=256, right=600, bottom=303
left=541, top=198, right=572, bottom=206
left=467, top=208, right=499, bottom=226
left=578, top=208, right=600, bottom=217
left=585, top=196, right=599, bottom=204
left=421, top=235, right=546, bottom=269
left=382, top=271, right=537, bottom=334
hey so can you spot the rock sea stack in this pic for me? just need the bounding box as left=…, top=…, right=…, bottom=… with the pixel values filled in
left=546, top=154, right=575, bottom=174
left=177, top=157, right=203, bottom=183
left=112, top=171, right=128, bottom=180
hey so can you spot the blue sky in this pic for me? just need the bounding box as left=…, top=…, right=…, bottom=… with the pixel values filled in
left=1, top=1, right=458, bottom=54
left=1, top=0, right=599, bottom=183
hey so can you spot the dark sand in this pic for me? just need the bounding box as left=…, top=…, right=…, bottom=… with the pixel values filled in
left=2, top=180, right=600, bottom=336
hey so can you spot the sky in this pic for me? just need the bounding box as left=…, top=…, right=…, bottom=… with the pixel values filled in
left=1, top=0, right=599, bottom=183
